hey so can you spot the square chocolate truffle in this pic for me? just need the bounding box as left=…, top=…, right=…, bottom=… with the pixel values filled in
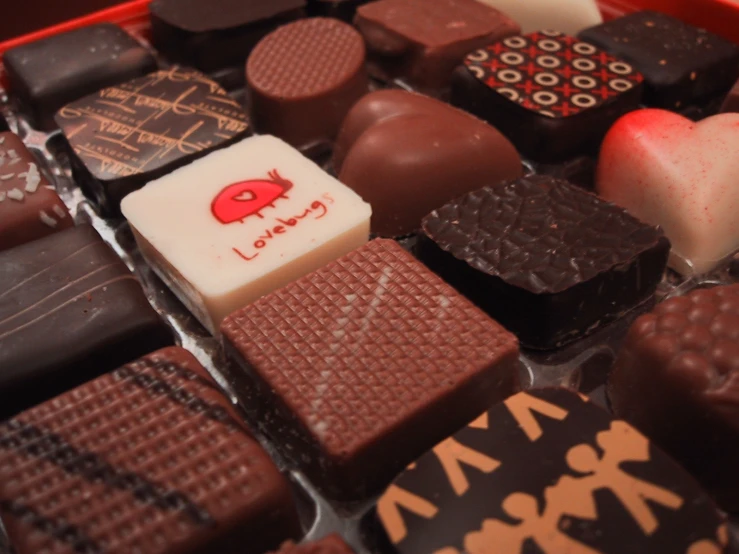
left=418, top=175, right=670, bottom=350
left=609, top=285, right=739, bottom=511
left=55, top=66, right=250, bottom=213
left=4, top=24, right=157, bottom=130
left=451, top=30, right=644, bottom=162
left=0, top=224, right=172, bottom=419
left=0, top=347, right=301, bottom=554
left=354, top=0, right=520, bottom=92
left=0, top=132, right=73, bottom=251
left=578, top=11, right=739, bottom=109
left=221, top=238, right=520, bottom=500
left=372, top=388, right=729, bottom=554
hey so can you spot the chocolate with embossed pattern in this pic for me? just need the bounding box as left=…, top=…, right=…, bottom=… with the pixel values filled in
left=221, top=238, right=519, bottom=500
left=609, top=284, right=739, bottom=511
left=418, top=175, right=670, bottom=350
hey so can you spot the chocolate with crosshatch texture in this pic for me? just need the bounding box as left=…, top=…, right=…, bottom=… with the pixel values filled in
left=418, top=176, right=670, bottom=350
left=55, top=67, right=250, bottom=213
left=221, top=239, right=519, bottom=501
left=369, top=388, right=729, bottom=554
left=451, top=31, right=644, bottom=163
left=0, top=347, right=301, bottom=554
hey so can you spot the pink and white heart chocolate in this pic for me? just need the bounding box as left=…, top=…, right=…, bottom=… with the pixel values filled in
left=597, top=109, right=739, bottom=275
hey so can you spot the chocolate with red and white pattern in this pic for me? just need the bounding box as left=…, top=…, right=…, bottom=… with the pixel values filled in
left=451, top=30, right=644, bottom=162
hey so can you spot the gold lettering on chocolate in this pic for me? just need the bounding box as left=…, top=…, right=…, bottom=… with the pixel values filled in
left=504, top=392, right=568, bottom=441
left=432, top=437, right=500, bottom=496
left=377, top=484, right=439, bottom=544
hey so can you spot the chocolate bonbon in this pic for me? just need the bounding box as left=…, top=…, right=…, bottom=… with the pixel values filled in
left=122, top=135, right=371, bottom=334
left=597, top=109, right=739, bottom=275
left=246, top=18, right=368, bottom=150
left=579, top=11, right=739, bottom=109
left=354, top=0, right=520, bottom=92
left=55, top=66, right=250, bottom=213
left=451, top=30, right=644, bottom=163
left=0, top=132, right=72, bottom=251
left=371, top=388, right=729, bottom=554
left=4, top=24, right=156, bottom=131
left=0, top=224, right=171, bottom=419
left=0, top=347, right=301, bottom=554
left=418, top=175, right=670, bottom=350
left=721, top=78, right=739, bottom=112
left=221, top=238, right=519, bottom=500
left=333, top=90, right=522, bottom=237
left=474, top=0, right=603, bottom=35
left=609, top=285, right=739, bottom=511
left=271, top=535, right=355, bottom=553
left=150, top=0, right=305, bottom=73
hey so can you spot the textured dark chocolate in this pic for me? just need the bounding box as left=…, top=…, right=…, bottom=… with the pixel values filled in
left=0, top=132, right=73, bottom=251
left=55, top=67, right=250, bottom=213
left=370, top=388, right=729, bottom=554
left=221, top=239, right=519, bottom=500
left=0, top=224, right=172, bottom=419
left=4, top=24, right=157, bottom=131
left=354, top=0, right=520, bottom=92
left=150, top=0, right=305, bottom=73
left=609, top=285, right=739, bottom=511
left=0, top=347, right=301, bottom=554
left=451, top=31, right=644, bottom=163
left=270, top=535, right=355, bottom=554
left=418, top=175, right=670, bottom=349
left=537, top=156, right=597, bottom=190
left=334, top=90, right=522, bottom=237
left=246, top=18, right=368, bottom=149
left=721, top=78, right=739, bottom=113
left=579, top=11, right=739, bottom=109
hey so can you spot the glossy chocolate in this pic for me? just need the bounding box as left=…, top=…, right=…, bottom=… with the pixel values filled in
left=370, top=388, right=729, bottom=554
left=150, top=0, right=305, bottom=73
left=609, top=285, right=739, bottom=511
left=579, top=11, right=739, bottom=109
left=221, top=239, right=519, bottom=500
left=721, top=78, right=739, bottom=112
left=4, top=24, right=156, bottom=130
left=0, top=132, right=72, bottom=251
left=0, top=347, right=301, bottom=554
left=418, top=175, right=670, bottom=349
left=451, top=31, right=644, bottom=163
left=334, top=90, right=522, bottom=237
left=354, top=0, right=520, bottom=92
left=246, top=18, right=368, bottom=150
left=55, top=67, right=250, bottom=213
left=0, top=225, right=172, bottom=419
left=271, top=535, right=355, bottom=554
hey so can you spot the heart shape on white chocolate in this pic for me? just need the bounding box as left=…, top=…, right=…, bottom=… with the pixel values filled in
left=597, top=109, right=739, bottom=275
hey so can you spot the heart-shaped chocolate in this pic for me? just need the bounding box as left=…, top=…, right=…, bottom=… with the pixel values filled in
left=597, top=109, right=739, bottom=275
left=334, top=90, right=522, bottom=237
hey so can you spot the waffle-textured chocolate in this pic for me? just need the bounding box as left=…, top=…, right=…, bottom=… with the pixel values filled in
left=270, top=534, right=355, bottom=554
left=609, top=285, right=739, bottom=511
left=246, top=17, right=368, bottom=149
left=418, top=175, right=670, bottom=349
left=0, top=347, right=301, bottom=554
left=221, top=238, right=519, bottom=500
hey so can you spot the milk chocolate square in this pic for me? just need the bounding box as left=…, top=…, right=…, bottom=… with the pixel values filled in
left=221, top=238, right=519, bottom=500
left=0, top=347, right=300, bottom=554
left=0, top=132, right=73, bottom=251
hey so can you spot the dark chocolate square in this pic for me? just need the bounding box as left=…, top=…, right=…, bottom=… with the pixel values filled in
left=4, top=24, right=157, bottom=131
left=371, top=388, right=728, bottom=554
left=451, top=30, right=644, bottom=162
left=0, top=347, right=301, bottom=554
left=55, top=66, right=250, bottom=213
left=418, top=175, right=670, bottom=350
left=221, top=238, right=519, bottom=500
left=578, top=11, right=739, bottom=109
left=0, top=224, right=172, bottom=419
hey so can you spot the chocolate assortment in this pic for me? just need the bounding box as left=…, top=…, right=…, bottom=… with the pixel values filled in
left=1, top=1, right=739, bottom=553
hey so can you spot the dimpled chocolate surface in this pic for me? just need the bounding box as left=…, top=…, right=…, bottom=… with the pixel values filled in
left=270, top=534, right=355, bottom=553
left=0, top=347, right=300, bottom=554
left=246, top=18, right=368, bottom=148
left=418, top=175, right=670, bottom=349
left=221, top=239, right=519, bottom=500
left=609, top=285, right=739, bottom=511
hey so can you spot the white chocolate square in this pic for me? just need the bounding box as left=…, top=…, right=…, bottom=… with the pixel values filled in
left=122, top=135, right=372, bottom=333
left=475, top=0, right=603, bottom=36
